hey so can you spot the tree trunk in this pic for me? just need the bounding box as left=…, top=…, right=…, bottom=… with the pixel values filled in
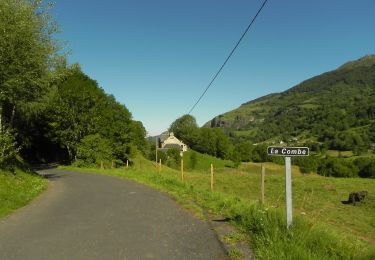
left=0, top=105, right=3, bottom=133
left=9, top=104, right=15, bottom=128
left=67, top=146, right=72, bottom=161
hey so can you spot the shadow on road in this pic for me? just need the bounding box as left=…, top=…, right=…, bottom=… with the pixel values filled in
left=40, top=172, right=64, bottom=180
left=31, top=163, right=60, bottom=171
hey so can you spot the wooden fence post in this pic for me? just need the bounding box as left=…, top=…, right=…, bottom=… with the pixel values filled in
left=159, top=159, right=162, bottom=173
left=181, top=159, right=184, bottom=181
left=126, top=160, right=129, bottom=168
left=210, top=164, right=214, bottom=191
left=260, top=164, right=265, bottom=204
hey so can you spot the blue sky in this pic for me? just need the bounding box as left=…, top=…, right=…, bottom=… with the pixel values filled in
left=52, top=0, right=375, bottom=136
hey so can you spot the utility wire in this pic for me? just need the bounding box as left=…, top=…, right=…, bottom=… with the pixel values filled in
left=188, top=0, right=268, bottom=115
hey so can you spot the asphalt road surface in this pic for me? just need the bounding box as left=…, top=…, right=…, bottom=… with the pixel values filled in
left=0, top=169, right=227, bottom=260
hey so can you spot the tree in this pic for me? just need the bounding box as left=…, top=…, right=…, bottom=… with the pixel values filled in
left=189, top=151, right=198, bottom=169
left=318, top=158, right=358, bottom=178
left=0, top=0, right=61, bottom=128
left=46, top=68, right=145, bottom=163
left=355, top=157, right=375, bottom=178
left=46, top=69, right=102, bottom=159
left=196, top=128, right=217, bottom=156
left=74, top=134, right=114, bottom=167
left=169, top=115, right=199, bottom=148
left=0, top=128, right=20, bottom=169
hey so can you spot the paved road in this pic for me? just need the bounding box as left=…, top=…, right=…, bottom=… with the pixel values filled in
left=0, top=169, right=227, bottom=260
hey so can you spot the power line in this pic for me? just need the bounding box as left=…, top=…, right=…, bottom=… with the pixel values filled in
left=188, top=0, right=268, bottom=115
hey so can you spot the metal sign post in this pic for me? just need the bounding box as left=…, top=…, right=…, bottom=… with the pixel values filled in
left=267, top=146, right=309, bottom=229
left=285, top=157, right=292, bottom=229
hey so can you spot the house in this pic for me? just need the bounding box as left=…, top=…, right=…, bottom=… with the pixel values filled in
left=159, top=132, right=187, bottom=152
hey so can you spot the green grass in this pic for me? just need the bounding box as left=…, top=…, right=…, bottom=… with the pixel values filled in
left=62, top=156, right=375, bottom=259
left=0, top=169, right=47, bottom=218
left=183, top=150, right=234, bottom=170
left=326, top=150, right=354, bottom=158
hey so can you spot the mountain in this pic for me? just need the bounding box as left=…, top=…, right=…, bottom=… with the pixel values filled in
left=204, top=55, right=375, bottom=148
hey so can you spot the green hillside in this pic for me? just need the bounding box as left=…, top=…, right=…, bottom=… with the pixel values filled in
left=205, top=55, right=375, bottom=151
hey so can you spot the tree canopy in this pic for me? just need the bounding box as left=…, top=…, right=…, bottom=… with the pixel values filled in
left=0, top=0, right=147, bottom=167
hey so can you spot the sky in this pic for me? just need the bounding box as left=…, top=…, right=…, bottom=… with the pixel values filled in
left=52, top=0, right=375, bottom=136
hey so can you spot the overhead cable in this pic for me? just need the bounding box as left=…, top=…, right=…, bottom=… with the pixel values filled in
left=188, top=0, right=269, bottom=114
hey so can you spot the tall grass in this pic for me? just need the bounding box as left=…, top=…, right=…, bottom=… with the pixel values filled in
left=62, top=158, right=375, bottom=259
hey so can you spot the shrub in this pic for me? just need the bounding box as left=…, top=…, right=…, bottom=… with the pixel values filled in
left=318, top=158, right=358, bottom=177
left=189, top=151, right=198, bottom=169
left=0, top=129, right=20, bottom=169
left=355, top=157, right=375, bottom=178
left=293, top=156, right=319, bottom=173
left=74, top=134, right=114, bottom=167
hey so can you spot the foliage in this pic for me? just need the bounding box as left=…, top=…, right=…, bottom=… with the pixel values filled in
left=0, top=0, right=63, bottom=140
left=169, top=114, right=199, bottom=147
left=293, top=156, right=319, bottom=173
left=74, top=134, right=114, bottom=167
left=189, top=151, right=198, bottom=169
left=45, top=68, right=144, bottom=163
left=169, top=115, right=234, bottom=160
left=0, top=1, right=146, bottom=168
left=166, top=148, right=181, bottom=168
left=318, top=157, right=359, bottom=178
left=0, top=129, right=20, bottom=169
left=0, top=0, right=60, bottom=103
left=354, top=157, right=375, bottom=178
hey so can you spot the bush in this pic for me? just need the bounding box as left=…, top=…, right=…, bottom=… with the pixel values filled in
left=0, top=129, right=20, bottom=169
left=317, top=158, right=358, bottom=177
left=74, top=134, right=114, bottom=167
left=189, top=151, right=198, bottom=169
left=354, top=157, right=375, bottom=178
left=293, top=156, right=319, bottom=173
left=166, top=148, right=181, bottom=168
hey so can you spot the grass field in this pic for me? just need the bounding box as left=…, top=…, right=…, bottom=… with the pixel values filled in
left=62, top=155, right=375, bottom=259
left=0, top=169, right=47, bottom=219
left=326, top=150, right=355, bottom=158
left=182, top=150, right=234, bottom=170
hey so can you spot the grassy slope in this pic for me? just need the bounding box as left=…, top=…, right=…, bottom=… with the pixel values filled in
left=0, top=169, right=47, bottom=218
left=205, top=55, right=375, bottom=144
left=62, top=155, right=375, bottom=259
left=183, top=150, right=234, bottom=170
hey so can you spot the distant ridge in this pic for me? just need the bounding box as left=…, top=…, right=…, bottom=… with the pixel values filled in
left=338, top=54, right=375, bottom=70
left=204, top=55, right=375, bottom=144
left=241, top=93, right=280, bottom=106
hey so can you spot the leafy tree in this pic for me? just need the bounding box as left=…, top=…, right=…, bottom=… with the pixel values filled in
left=293, top=156, right=319, bottom=174
left=0, top=0, right=61, bottom=128
left=354, top=157, right=375, bottom=178
left=0, top=128, right=20, bottom=169
left=169, top=114, right=199, bottom=148
left=166, top=148, right=181, bottom=168
left=318, top=158, right=358, bottom=178
left=196, top=128, right=217, bottom=156
left=251, top=144, right=269, bottom=162
left=233, top=141, right=253, bottom=162
left=131, top=121, right=147, bottom=154
left=46, top=68, right=144, bottom=163
left=189, top=151, right=198, bottom=169
left=214, top=128, right=233, bottom=159
left=74, top=134, right=114, bottom=167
